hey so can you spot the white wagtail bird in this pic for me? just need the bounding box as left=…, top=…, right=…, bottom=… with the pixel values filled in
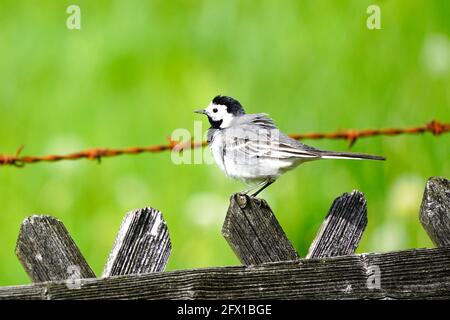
left=195, top=95, right=385, bottom=197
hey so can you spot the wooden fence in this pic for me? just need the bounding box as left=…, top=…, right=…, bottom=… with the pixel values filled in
left=0, top=176, right=449, bottom=299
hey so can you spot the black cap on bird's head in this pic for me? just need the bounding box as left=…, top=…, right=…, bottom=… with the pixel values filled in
left=212, top=95, right=246, bottom=116
left=194, top=95, right=246, bottom=129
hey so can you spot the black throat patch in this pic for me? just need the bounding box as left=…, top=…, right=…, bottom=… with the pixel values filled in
left=208, top=117, right=223, bottom=129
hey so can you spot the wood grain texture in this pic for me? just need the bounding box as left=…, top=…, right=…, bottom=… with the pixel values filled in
left=15, top=215, right=95, bottom=282
left=102, top=207, right=171, bottom=277
left=420, top=177, right=450, bottom=247
left=1, top=247, right=449, bottom=300
left=222, top=194, right=299, bottom=265
left=307, top=191, right=367, bottom=259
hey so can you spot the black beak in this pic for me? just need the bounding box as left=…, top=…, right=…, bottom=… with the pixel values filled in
left=194, top=109, right=206, bottom=115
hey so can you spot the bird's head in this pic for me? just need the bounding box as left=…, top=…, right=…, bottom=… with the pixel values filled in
left=195, top=95, right=246, bottom=129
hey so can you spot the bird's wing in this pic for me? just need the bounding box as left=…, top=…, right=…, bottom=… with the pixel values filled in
left=276, top=132, right=322, bottom=158
left=232, top=113, right=277, bottom=129
left=224, top=125, right=321, bottom=160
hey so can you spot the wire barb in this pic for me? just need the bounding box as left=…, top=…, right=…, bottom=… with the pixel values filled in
left=0, top=120, right=448, bottom=168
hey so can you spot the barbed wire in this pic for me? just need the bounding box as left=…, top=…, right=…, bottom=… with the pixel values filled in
left=0, top=120, right=448, bottom=168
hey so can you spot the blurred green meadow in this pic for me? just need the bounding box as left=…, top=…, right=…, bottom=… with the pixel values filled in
left=0, top=0, right=449, bottom=286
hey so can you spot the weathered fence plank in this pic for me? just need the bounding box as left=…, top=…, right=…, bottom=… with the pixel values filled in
left=102, top=207, right=171, bottom=277
left=307, top=191, right=367, bottom=259
left=1, top=247, right=449, bottom=300
left=0, top=285, right=44, bottom=300
left=15, top=215, right=95, bottom=282
left=420, top=176, right=450, bottom=247
left=222, top=194, right=299, bottom=265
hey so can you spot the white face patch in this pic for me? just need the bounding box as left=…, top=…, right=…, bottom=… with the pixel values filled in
left=204, top=102, right=235, bottom=129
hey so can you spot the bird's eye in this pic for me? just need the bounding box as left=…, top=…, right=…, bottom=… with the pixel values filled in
left=213, top=108, right=218, bottom=113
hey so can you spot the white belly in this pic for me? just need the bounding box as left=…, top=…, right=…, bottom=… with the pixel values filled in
left=209, top=132, right=227, bottom=173
left=223, top=156, right=297, bottom=182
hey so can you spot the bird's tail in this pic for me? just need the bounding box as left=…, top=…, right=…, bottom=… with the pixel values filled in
left=319, top=151, right=385, bottom=161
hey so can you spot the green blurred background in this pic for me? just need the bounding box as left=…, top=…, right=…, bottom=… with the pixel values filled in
left=0, top=0, right=449, bottom=286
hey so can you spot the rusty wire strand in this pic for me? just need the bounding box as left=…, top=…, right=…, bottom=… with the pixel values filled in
left=0, top=120, right=448, bottom=168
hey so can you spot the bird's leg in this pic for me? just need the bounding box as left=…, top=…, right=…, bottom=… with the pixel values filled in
left=240, top=179, right=268, bottom=195
left=251, top=178, right=276, bottom=197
